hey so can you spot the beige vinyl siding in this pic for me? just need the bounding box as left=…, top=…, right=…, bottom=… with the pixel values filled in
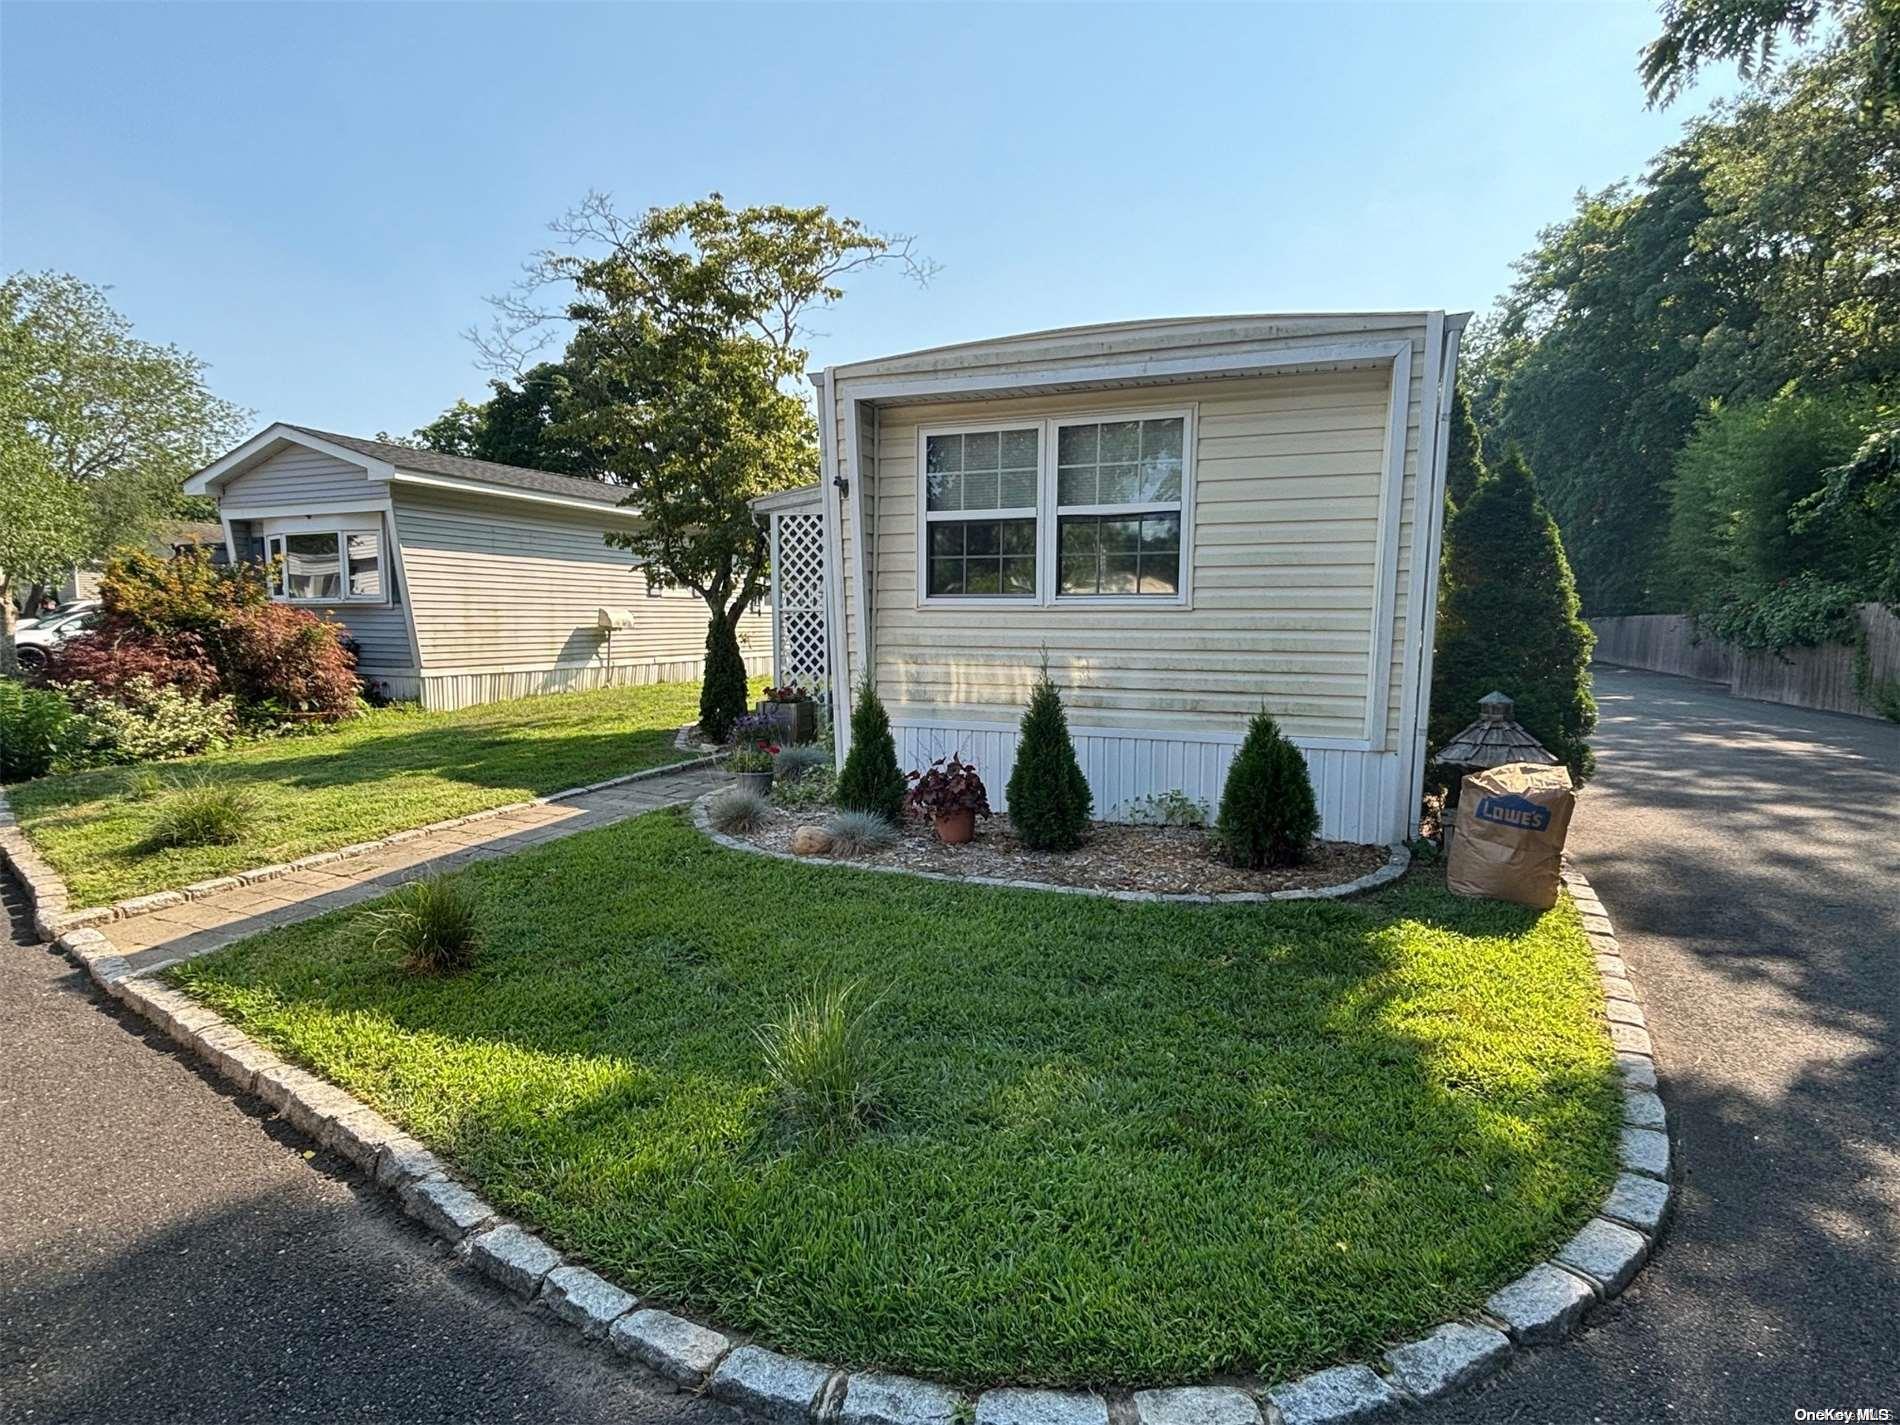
left=860, top=366, right=1406, bottom=745
left=219, top=447, right=377, bottom=508
left=393, top=486, right=767, bottom=676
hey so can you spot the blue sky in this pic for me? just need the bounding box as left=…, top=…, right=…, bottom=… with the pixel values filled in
left=2, top=2, right=1740, bottom=440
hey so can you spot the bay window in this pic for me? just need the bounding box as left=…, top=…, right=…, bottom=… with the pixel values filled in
left=916, top=410, right=1191, bottom=606
left=264, top=523, right=388, bottom=604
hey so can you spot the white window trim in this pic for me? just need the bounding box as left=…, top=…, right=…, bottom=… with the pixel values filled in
left=914, top=405, right=1196, bottom=610
left=261, top=518, right=392, bottom=606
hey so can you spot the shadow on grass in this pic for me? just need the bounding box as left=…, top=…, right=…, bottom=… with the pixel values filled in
left=171, top=810, right=1622, bottom=1388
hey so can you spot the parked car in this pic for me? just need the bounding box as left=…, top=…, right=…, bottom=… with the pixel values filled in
left=14, top=607, right=98, bottom=672
left=16, top=598, right=99, bottom=631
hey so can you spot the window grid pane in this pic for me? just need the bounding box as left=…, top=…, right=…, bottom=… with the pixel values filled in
left=1056, top=513, right=1182, bottom=597
left=925, top=518, right=1036, bottom=598
left=927, top=428, right=1037, bottom=513
left=1056, top=417, right=1186, bottom=511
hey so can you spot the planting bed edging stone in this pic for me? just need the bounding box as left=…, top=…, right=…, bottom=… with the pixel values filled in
left=691, top=792, right=1411, bottom=905
left=0, top=750, right=722, bottom=942
left=32, top=832, right=1669, bottom=1425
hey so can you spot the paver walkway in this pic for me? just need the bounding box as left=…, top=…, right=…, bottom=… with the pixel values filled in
left=106, top=764, right=724, bottom=974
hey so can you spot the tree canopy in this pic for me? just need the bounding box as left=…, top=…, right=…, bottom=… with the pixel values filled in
left=0, top=271, right=247, bottom=671
left=1474, top=33, right=1900, bottom=615
left=444, top=193, right=927, bottom=735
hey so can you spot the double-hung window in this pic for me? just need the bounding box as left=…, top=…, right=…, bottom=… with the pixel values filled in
left=917, top=409, right=1191, bottom=606
left=264, top=526, right=387, bottom=603
left=1054, top=416, right=1185, bottom=597
left=923, top=426, right=1040, bottom=598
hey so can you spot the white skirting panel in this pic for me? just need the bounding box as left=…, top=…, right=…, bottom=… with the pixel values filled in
left=890, top=717, right=1405, bottom=845
left=415, top=653, right=771, bottom=712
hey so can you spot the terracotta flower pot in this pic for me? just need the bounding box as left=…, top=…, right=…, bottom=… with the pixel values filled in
left=933, top=807, right=976, bottom=845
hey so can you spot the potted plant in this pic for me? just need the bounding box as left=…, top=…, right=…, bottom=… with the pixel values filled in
left=757, top=682, right=818, bottom=744
left=728, top=739, right=779, bottom=796
left=905, top=755, right=992, bottom=845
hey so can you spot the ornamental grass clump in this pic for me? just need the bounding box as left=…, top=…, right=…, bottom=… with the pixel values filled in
left=773, top=743, right=830, bottom=782
left=141, top=778, right=257, bottom=850
left=1213, top=710, right=1319, bottom=869
left=1004, top=661, right=1092, bottom=851
left=835, top=681, right=905, bottom=823
left=708, top=787, right=770, bottom=834
left=365, top=876, right=481, bottom=974
left=823, top=808, right=899, bottom=857
left=755, top=979, right=884, bottom=1150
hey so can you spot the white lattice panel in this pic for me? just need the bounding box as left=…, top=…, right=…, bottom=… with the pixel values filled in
left=771, top=511, right=828, bottom=684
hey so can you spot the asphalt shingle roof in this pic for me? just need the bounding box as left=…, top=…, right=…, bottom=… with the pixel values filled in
left=287, top=426, right=631, bottom=508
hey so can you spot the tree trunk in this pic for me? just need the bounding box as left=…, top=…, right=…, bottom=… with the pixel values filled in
left=1, top=581, right=18, bottom=680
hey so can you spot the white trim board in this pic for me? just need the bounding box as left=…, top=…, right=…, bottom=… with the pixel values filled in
left=838, top=339, right=1412, bottom=404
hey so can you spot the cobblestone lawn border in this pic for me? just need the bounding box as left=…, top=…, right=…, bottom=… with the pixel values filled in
left=21, top=803, right=1668, bottom=1425
left=0, top=730, right=721, bottom=943
left=690, top=793, right=1412, bottom=905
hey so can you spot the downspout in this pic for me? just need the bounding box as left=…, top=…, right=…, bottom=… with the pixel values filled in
left=813, top=368, right=851, bottom=766
left=1405, top=316, right=1467, bottom=831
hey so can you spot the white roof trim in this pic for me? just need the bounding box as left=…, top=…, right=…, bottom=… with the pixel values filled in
left=749, top=484, right=823, bottom=515
left=827, top=311, right=1469, bottom=381
left=183, top=423, right=393, bottom=496
left=388, top=470, right=643, bottom=519
left=839, top=338, right=1413, bottom=403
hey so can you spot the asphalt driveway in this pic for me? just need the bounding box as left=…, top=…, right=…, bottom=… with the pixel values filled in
left=0, top=868, right=732, bottom=1425
left=1451, top=667, right=1900, bottom=1422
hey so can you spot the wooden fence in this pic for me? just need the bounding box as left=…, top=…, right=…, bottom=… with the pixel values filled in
left=1589, top=604, right=1900, bottom=721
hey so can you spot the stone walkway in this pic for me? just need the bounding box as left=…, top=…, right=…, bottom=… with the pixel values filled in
left=108, top=764, right=725, bottom=974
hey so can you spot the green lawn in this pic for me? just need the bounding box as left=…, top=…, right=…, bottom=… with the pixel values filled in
left=172, top=809, right=1619, bottom=1388
left=7, top=680, right=725, bottom=905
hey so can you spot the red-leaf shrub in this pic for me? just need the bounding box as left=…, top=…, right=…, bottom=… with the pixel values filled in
left=219, top=604, right=359, bottom=719
left=46, top=629, right=223, bottom=701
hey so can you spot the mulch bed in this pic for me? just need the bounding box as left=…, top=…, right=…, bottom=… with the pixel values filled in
left=734, top=800, right=1390, bottom=896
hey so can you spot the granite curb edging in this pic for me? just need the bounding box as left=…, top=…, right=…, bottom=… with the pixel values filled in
left=0, top=749, right=724, bottom=942
left=690, top=792, right=1412, bottom=905
left=33, top=812, right=1668, bottom=1425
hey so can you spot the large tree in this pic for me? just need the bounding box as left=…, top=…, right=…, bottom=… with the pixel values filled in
left=412, top=361, right=593, bottom=475
left=1642, top=0, right=1900, bottom=115
left=1479, top=34, right=1898, bottom=614
left=0, top=271, right=247, bottom=674
left=474, top=194, right=927, bottom=738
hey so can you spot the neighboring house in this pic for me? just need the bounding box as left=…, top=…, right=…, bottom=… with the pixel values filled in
left=39, top=520, right=228, bottom=608
left=183, top=424, right=769, bottom=710
left=786, top=312, right=1469, bottom=844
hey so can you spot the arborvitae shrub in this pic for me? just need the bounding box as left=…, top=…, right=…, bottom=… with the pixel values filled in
left=1430, top=447, right=1597, bottom=785
left=1213, top=711, right=1319, bottom=869
left=699, top=613, right=750, bottom=743
left=835, top=681, right=905, bottom=823
left=1004, top=666, right=1091, bottom=851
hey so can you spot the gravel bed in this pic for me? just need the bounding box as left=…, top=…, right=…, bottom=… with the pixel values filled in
left=740, top=801, right=1389, bottom=895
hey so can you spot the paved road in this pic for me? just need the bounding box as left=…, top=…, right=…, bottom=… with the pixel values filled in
left=1450, top=667, right=1900, bottom=1424
left=5, top=669, right=1895, bottom=1423
left=0, top=869, right=732, bottom=1425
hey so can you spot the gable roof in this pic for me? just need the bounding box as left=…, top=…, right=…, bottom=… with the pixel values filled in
left=283, top=426, right=629, bottom=507
left=184, top=422, right=636, bottom=517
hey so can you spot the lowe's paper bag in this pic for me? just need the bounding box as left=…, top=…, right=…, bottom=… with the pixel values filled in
left=1447, top=763, right=1575, bottom=910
